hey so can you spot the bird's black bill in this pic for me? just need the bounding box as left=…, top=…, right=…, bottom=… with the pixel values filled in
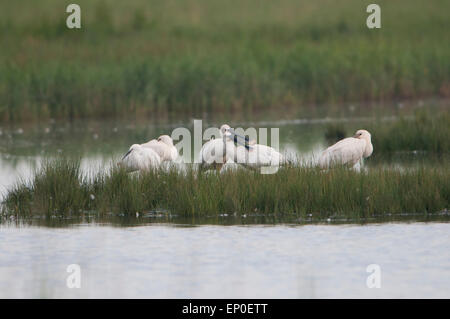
left=230, top=129, right=252, bottom=150
left=121, top=149, right=132, bottom=160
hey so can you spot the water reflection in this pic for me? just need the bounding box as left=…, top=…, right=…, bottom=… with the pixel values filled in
left=3, top=209, right=449, bottom=228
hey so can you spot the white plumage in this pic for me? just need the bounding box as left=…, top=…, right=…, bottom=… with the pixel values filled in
left=319, top=129, right=373, bottom=169
left=199, top=124, right=236, bottom=170
left=121, top=144, right=161, bottom=172
left=199, top=124, right=284, bottom=171
left=141, top=135, right=178, bottom=162
left=235, top=143, right=283, bottom=168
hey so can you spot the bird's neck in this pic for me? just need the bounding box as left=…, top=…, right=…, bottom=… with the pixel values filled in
left=362, top=136, right=373, bottom=157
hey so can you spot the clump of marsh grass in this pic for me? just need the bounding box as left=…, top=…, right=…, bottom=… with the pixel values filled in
left=2, top=159, right=449, bottom=223
left=3, top=159, right=87, bottom=217
left=322, top=110, right=450, bottom=157
left=370, top=110, right=450, bottom=155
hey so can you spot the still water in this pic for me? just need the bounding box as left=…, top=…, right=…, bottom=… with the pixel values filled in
left=0, top=103, right=448, bottom=298
left=0, top=222, right=449, bottom=298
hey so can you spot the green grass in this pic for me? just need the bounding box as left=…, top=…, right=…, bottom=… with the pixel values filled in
left=371, top=110, right=450, bottom=155
left=2, top=159, right=449, bottom=224
left=323, top=109, right=450, bottom=155
left=0, top=0, right=449, bottom=123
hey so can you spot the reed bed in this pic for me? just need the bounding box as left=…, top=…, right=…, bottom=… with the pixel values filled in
left=2, top=159, right=448, bottom=223
left=370, top=111, right=450, bottom=155
left=323, top=110, right=450, bottom=155
left=0, top=0, right=449, bottom=123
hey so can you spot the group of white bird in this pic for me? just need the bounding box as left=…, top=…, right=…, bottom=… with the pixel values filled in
left=120, top=124, right=373, bottom=173
left=120, top=135, right=178, bottom=172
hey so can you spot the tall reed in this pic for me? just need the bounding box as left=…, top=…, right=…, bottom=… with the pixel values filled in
left=0, top=0, right=449, bottom=123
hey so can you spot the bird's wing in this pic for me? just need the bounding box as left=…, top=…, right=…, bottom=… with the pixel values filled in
left=199, top=138, right=227, bottom=164
left=140, top=148, right=161, bottom=169
left=170, top=145, right=179, bottom=161
left=320, top=138, right=366, bottom=167
left=141, top=139, right=158, bottom=148
left=121, top=148, right=139, bottom=172
left=253, top=144, right=283, bottom=166
left=142, top=140, right=171, bottom=160
left=234, top=145, right=248, bottom=164
left=235, top=144, right=282, bottom=166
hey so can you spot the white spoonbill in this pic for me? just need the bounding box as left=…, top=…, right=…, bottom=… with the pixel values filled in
left=142, top=135, right=178, bottom=162
left=199, top=124, right=244, bottom=171
left=318, top=129, right=373, bottom=169
left=120, top=144, right=161, bottom=172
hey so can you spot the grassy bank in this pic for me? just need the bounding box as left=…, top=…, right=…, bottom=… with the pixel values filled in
left=0, top=0, right=449, bottom=123
left=2, top=159, right=449, bottom=224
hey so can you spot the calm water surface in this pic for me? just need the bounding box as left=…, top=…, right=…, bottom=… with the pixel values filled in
left=1, top=103, right=448, bottom=298
left=0, top=222, right=449, bottom=298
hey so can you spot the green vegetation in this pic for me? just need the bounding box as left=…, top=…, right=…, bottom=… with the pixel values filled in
left=3, top=159, right=449, bottom=224
left=0, top=0, right=449, bottom=123
left=324, top=123, right=347, bottom=144
left=370, top=110, right=450, bottom=155
left=323, top=110, right=450, bottom=155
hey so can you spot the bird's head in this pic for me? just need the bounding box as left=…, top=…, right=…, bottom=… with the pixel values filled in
left=157, top=135, right=174, bottom=146
left=220, top=124, right=252, bottom=150
left=353, top=129, right=371, bottom=140
left=220, top=124, right=232, bottom=138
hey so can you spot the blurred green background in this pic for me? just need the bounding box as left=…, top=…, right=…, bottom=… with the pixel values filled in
left=0, top=0, right=449, bottom=123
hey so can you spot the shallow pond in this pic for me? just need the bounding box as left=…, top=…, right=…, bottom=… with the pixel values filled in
left=0, top=222, right=449, bottom=298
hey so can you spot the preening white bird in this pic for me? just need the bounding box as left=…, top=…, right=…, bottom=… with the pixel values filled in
left=141, top=135, right=178, bottom=162
left=199, top=124, right=239, bottom=171
left=318, top=129, right=373, bottom=169
left=120, top=144, right=161, bottom=172
left=199, top=124, right=283, bottom=171
left=234, top=142, right=283, bottom=168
